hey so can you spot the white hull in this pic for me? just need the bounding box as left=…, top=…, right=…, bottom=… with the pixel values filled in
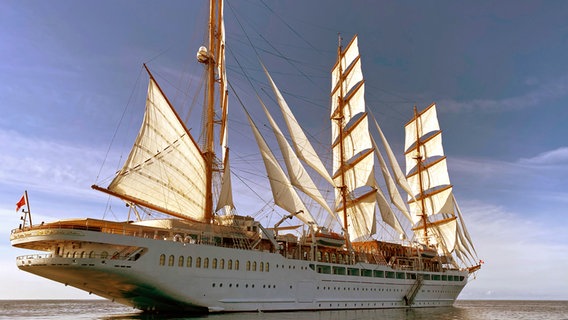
left=12, top=222, right=467, bottom=313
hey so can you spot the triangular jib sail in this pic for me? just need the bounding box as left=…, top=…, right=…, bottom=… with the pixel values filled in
left=94, top=67, right=208, bottom=222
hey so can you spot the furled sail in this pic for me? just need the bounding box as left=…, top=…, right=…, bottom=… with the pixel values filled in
left=215, top=149, right=234, bottom=212
left=243, top=105, right=318, bottom=229
left=261, top=63, right=334, bottom=186
left=404, top=103, right=458, bottom=254
left=330, top=35, right=377, bottom=241
left=216, top=0, right=229, bottom=157
left=101, top=68, right=207, bottom=222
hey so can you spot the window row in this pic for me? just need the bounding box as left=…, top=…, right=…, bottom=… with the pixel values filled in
left=158, top=254, right=270, bottom=272
left=310, top=264, right=464, bottom=282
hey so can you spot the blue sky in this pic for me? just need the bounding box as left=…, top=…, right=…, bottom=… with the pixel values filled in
left=1, top=0, right=568, bottom=300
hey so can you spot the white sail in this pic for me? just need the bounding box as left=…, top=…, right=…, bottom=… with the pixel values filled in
left=259, top=100, right=336, bottom=219
left=215, top=149, right=234, bottom=212
left=404, top=103, right=440, bottom=154
left=405, top=131, right=444, bottom=175
left=454, top=194, right=478, bottom=257
left=371, top=115, right=415, bottom=201
left=337, top=191, right=376, bottom=242
left=330, top=35, right=377, bottom=241
left=244, top=108, right=317, bottom=228
left=261, top=63, right=334, bottom=186
left=434, top=216, right=458, bottom=254
left=404, top=103, right=473, bottom=263
left=375, top=183, right=406, bottom=236
left=107, top=75, right=207, bottom=221
left=371, top=134, right=415, bottom=224
left=217, top=0, right=229, bottom=157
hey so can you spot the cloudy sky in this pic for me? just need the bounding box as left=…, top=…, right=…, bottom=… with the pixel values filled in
left=1, top=0, right=568, bottom=300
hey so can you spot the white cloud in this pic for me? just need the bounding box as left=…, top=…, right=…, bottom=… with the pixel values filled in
left=0, top=128, right=120, bottom=200
left=458, top=200, right=568, bottom=300
left=518, top=146, right=568, bottom=165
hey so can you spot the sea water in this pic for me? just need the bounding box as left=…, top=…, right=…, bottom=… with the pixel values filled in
left=0, top=300, right=567, bottom=320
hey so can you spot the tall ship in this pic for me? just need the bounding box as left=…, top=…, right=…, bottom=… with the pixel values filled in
left=10, top=0, right=481, bottom=313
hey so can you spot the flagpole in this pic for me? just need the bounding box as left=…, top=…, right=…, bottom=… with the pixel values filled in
left=24, top=190, right=32, bottom=227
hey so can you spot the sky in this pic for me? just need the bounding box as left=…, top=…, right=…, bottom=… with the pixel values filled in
left=1, top=0, right=568, bottom=300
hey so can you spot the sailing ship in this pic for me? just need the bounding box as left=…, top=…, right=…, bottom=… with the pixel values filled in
left=10, top=0, right=481, bottom=313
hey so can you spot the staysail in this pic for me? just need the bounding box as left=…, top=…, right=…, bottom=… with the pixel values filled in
left=261, top=63, right=334, bottom=186
left=259, top=99, right=336, bottom=220
left=244, top=102, right=318, bottom=229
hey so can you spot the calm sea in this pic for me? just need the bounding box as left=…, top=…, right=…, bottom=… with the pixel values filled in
left=0, top=300, right=567, bottom=320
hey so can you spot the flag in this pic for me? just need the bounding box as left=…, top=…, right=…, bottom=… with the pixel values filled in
left=16, top=194, right=26, bottom=212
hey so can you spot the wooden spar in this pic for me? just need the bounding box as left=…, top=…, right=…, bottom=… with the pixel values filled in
left=91, top=185, right=200, bottom=223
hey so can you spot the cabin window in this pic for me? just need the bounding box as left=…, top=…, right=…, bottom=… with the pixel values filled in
left=168, top=255, right=175, bottom=267
left=159, top=254, right=166, bottom=266
left=228, top=259, right=232, bottom=270
left=348, top=268, right=360, bottom=276
left=80, top=251, right=86, bottom=258
left=337, top=255, right=343, bottom=264
left=89, top=251, right=95, bottom=259
left=331, top=253, right=336, bottom=263
left=187, top=256, right=192, bottom=267
left=374, top=270, right=384, bottom=278
left=252, top=261, right=257, bottom=271
left=235, top=260, right=239, bottom=270
left=265, top=262, right=269, bottom=272
left=316, top=251, right=322, bottom=261
left=333, top=266, right=346, bottom=275
left=196, top=257, right=201, bottom=268
left=260, top=262, right=264, bottom=272
left=246, top=261, right=251, bottom=271
left=212, top=258, right=218, bottom=269
left=220, top=259, right=225, bottom=269
left=324, top=252, right=329, bottom=262
left=178, top=256, right=184, bottom=267
left=204, top=258, right=209, bottom=268
left=101, top=251, right=108, bottom=259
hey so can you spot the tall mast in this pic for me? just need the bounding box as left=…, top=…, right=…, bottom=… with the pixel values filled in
left=204, top=0, right=220, bottom=223
left=336, top=34, right=351, bottom=251
left=412, top=105, right=429, bottom=242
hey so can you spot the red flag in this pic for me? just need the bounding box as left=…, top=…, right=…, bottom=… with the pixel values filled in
left=16, top=194, right=26, bottom=212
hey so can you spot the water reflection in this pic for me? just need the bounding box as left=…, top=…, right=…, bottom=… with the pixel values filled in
left=102, top=306, right=473, bottom=320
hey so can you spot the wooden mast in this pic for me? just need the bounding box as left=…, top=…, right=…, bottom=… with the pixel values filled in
left=203, top=0, right=220, bottom=223
left=335, top=34, right=352, bottom=252
left=412, top=105, right=429, bottom=243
